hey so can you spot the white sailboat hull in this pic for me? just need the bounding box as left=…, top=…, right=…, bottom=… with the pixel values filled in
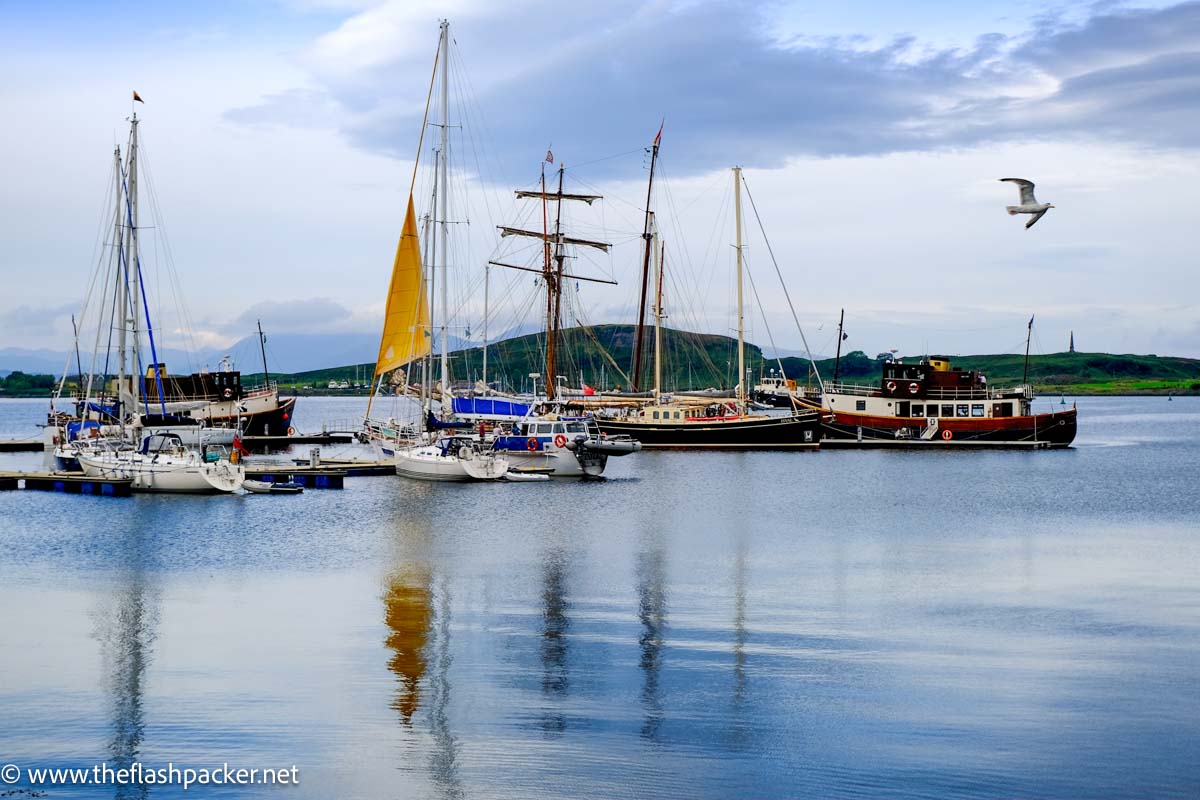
left=394, top=444, right=509, bottom=482
left=76, top=451, right=245, bottom=493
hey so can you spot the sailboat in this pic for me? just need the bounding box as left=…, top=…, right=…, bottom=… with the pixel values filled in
left=372, top=21, right=509, bottom=482
left=595, top=167, right=821, bottom=448
left=53, top=106, right=245, bottom=492
left=475, top=157, right=641, bottom=476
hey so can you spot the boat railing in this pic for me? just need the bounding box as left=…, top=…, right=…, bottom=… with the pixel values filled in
left=824, top=382, right=1034, bottom=401
left=822, top=381, right=877, bottom=397
left=243, top=380, right=278, bottom=397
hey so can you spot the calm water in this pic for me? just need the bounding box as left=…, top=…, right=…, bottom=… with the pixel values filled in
left=1, top=396, right=1198, bottom=799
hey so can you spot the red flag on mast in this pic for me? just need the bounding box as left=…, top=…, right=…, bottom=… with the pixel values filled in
left=133, top=91, right=144, bottom=103
left=653, top=120, right=663, bottom=147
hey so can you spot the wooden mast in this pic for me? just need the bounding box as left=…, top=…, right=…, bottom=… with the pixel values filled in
left=492, top=167, right=612, bottom=402
left=832, top=308, right=845, bottom=384
left=1022, top=315, right=1034, bottom=386
left=652, top=216, right=663, bottom=399
left=733, top=166, right=746, bottom=416
left=631, top=126, right=662, bottom=391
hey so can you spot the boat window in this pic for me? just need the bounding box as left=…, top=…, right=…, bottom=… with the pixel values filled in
left=652, top=411, right=660, bottom=420
left=912, top=404, right=924, bottom=417
left=674, top=411, right=681, bottom=419
left=855, top=400, right=866, bottom=411
left=971, top=404, right=985, bottom=417
left=553, top=424, right=566, bottom=434
left=566, top=422, right=587, bottom=433
left=994, top=402, right=1012, bottom=418
left=942, top=405, right=954, bottom=417
left=956, top=404, right=969, bottom=417
left=926, top=406, right=938, bottom=417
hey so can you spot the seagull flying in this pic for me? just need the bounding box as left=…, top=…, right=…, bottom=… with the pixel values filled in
left=1000, top=178, right=1054, bottom=229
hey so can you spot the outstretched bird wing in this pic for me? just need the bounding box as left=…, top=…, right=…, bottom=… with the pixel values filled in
left=1025, top=208, right=1048, bottom=230
left=1000, top=178, right=1037, bottom=205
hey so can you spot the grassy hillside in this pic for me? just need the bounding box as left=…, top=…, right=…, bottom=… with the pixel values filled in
left=238, top=327, right=1200, bottom=397
left=8, top=326, right=1194, bottom=396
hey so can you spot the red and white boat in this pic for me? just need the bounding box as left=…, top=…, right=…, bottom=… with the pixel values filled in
left=816, top=357, right=1076, bottom=448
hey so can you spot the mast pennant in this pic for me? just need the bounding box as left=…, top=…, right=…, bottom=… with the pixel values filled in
left=133, top=91, right=144, bottom=103
left=374, top=193, right=431, bottom=378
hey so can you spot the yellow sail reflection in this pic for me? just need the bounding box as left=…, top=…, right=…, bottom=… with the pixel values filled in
left=374, top=194, right=430, bottom=378
left=384, top=568, right=433, bottom=723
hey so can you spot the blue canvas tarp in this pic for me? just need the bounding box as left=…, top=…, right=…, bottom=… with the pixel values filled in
left=451, top=397, right=531, bottom=419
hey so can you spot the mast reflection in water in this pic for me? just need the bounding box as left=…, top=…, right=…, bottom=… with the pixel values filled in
left=539, top=548, right=571, bottom=735
left=637, top=534, right=667, bottom=741
left=93, top=522, right=159, bottom=800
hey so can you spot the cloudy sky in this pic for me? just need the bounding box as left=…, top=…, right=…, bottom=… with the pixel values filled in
left=2, top=0, right=1198, bottom=366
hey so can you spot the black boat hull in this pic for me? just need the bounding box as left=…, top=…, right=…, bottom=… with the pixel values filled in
left=595, top=411, right=821, bottom=449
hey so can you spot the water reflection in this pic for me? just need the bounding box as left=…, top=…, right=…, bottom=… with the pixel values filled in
left=382, top=568, right=432, bottom=724
left=539, top=549, right=571, bottom=735
left=729, top=537, right=750, bottom=751
left=381, top=510, right=461, bottom=797
left=93, top=518, right=159, bottom=800
left=636, top=535, right=667, bottom=741
left=427, top=578, right=462, bottom=800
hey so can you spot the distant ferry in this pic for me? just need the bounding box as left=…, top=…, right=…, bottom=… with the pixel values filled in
left=817, top=357, right=1076, bottom=447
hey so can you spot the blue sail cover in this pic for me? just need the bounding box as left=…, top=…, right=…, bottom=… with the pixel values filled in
left=451, top=397, right=531, bottom=420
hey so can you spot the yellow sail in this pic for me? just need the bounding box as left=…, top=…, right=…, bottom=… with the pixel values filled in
left=374, top=194, right=430, bottom=377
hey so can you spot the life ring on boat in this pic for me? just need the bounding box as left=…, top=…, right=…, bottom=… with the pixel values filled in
left=941, top=429, right=953, bottom=440
left=287, top=426, right=297, bottom=436
left=222, top=388, right=233, bottom=399
left=526, top=437, right=539, bottom=451
left=908, top=382, right=920, bottom=394
left=886, top=381, right=897, bottom=393
left=553, top=434, right=567, bottom=448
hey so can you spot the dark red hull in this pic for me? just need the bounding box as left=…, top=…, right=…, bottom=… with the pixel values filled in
left=821, top=407, right=1076, bottom=447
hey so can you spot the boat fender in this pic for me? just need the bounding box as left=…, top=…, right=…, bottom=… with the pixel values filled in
left=223, top=388, right=233, bottom=399
left=886, top=381, right=897, bottom=393
left=553, top=434, right=567, bottom=448
left=941, top=429, right=953, bottom=440
left=526, top=437, right=539, bottom=451
left=230, top=450, right=240, bottom=464
left=287, top=426, right=297, bottom=436
left=908, top=382, right=920, bottom=394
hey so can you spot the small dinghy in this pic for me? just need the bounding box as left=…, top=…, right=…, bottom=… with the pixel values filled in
left=503, top=467, right=552, bottom=482
left=243, top=479, right=304, bottom=494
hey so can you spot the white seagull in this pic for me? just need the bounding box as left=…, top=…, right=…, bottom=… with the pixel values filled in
left=1000, top=178, right=1054, bottom=229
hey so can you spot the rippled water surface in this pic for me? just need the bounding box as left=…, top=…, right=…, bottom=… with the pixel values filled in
left=1, top=396, right=1198, bottom=798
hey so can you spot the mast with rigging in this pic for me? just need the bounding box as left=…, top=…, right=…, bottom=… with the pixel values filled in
left=733, top=166, right=746, bottom=416
left=631, top=124, right=662, bottom=392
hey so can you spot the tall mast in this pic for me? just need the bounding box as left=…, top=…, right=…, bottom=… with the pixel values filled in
left=113, top=145, right=127, bottom=405
left=257, top=319, right=270, bottom=386
left=481, top=264, right=489, bottom=392
left=422, top=153, right=438, bottom=411
left=632, top=126, right=661, bottom=391
left=651, top=215, right=663, bottom=399
left=832, top=308, right=845, bottom=384
left=437, top=19, right=450, bottom=414
left=733, top=166, right=746, bottom=416
left=547, top=165, right=566, bottom=400
left=128, top=114, right=141, bottom=401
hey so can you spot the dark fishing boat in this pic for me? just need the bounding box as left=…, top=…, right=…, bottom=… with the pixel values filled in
left=139, top=323, right=297, bottom=437
left=817, top=356, right=1076, bottom=447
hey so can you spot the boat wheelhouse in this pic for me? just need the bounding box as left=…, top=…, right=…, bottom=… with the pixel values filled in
left=819, top=357, right=1076, bottom=447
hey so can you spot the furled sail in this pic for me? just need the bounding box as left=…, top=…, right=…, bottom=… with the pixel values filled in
left=374, top=194, right=430, bottom=377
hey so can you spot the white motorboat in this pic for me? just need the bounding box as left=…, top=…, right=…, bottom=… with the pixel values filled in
left=75, top=433, right=245, bottom=494
left=394, top=436, right=509, bottom=482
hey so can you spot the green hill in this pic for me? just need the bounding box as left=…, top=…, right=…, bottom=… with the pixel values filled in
left=7, top=327, right=1198, bottom=397
left=239, top=326, right=1200, bottom=397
